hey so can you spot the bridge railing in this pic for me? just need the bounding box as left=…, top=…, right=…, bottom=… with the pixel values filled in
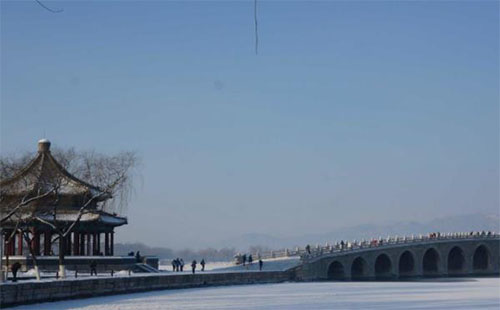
left=246, top=231, right=499, bottom=262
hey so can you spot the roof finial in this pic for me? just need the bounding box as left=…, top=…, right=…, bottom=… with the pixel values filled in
left=38, top=139, right=51, bottom=152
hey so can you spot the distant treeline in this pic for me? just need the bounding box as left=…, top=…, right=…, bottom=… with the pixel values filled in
left=114, top=242, right=239, bottom=262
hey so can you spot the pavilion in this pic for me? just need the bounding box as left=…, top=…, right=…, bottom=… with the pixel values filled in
left=1, top=140, right=127, bottom=258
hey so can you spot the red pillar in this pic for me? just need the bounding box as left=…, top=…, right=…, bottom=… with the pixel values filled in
left=73, top=232, right=80, bottom=256
left=32, top=230, right=41, bottom=256
left=110, top=231, right=114, bottom=256
left=66, top=233, right=72, bottom=256
left=5, top=230, right=15, bottom=256
left=17, top=231, right=23, bottom=255
left=2, top=232, right=8, bottom=256
left=44, top=231, right=52, bottom=255
left=104, top=233, right=110, bottom=256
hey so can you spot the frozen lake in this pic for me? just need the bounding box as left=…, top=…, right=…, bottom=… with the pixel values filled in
left=6, top=277, right=500, bottom=310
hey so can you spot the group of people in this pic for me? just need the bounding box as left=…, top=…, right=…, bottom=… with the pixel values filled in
left=172, top=258, right=206, bottom=273
left=171, top=258, right=185, bottom=271
left=305, top=240, right=348, bottom=255
left=428, top=232, right=441, bottom=238
left=240, top=254, right=253, bottom=266
left=189, top=259, right=206, bottom=274
left=235, top=254, right=264, bottom=271
left=128, top=250, right=143, bottom=263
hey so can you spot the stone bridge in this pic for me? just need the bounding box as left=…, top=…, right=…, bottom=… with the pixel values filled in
left=297, top=232, right=500, bottom=281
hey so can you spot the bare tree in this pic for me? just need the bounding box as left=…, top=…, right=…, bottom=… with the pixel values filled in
left=1, top=142, right=139, bottom=279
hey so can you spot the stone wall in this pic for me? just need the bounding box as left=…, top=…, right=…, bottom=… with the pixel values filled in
left=2, top=256, right=159, bottom=273
left=1, top=270, right=294, bottom=308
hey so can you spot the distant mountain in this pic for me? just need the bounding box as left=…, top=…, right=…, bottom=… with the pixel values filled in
left=217, top=213, right=500, bottom=251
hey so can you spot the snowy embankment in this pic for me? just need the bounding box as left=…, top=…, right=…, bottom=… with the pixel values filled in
left=12, top=256, right=300, bottom=283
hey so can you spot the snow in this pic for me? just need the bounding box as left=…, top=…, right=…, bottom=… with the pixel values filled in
left=212, top=256, right=300, bottom=272
left=158, top=257, right=300, bottom=273
left=4, top=277, right=499, bottom=310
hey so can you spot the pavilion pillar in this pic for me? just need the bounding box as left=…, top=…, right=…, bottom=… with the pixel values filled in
left=17, top=231, right=23, bottom=255
left=66, top=233, right=72, bottom=256
left=80, top=233, right=85, bottom=255
left=5, top=230, right=15, bottom=256
left=92, top=233, right=97, bottom=255
left=44, top=231, right=52, bottom=255
left=31, top=229, right=41, bottom=256
left=73, top=232, right=80, bottom=256
left=2, top=231, right=8, bottom=256
left=87, top=234, right=91, bottom=256
left=97, top=233, right=101, bottom=255
left=110, top=231, right=114, bottom=256
left=104, top=233, right=110, bottom=256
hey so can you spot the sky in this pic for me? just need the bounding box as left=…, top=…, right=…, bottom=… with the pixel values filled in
left=1, top=0, right=498, bottom=249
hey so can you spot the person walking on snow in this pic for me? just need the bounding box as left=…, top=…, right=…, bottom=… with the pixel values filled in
left=11, top=262, right=21, bottom=282
left=191, top=260, right=197, bottom=274
left=200, top=259, right=206, bottom=271
left=90, top=260, right=98, bottom=276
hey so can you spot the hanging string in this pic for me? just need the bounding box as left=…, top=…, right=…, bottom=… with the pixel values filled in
left=254, top=0, right=258, bottom=55
left=35, top=0, right=63, bottom=13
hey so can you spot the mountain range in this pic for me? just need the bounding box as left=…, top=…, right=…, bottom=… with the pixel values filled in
left=216, top=213, right=500, bottom=251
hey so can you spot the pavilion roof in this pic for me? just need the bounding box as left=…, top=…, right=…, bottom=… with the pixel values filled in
left=2, top=209, right=127, bottom=228
left=0, top=139, right=111, bottom=201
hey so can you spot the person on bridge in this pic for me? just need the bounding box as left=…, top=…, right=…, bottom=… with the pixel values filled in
left=200, top=259, right=206, bottom=271
left=305, top=244, right=311, bottom=254
left=180, top=259, right=185, bottom=272
left=242, top=254, right=247, bottom=266
left=135, top=251, right=142, bottom=263
left=172, top=259, right=177, bottom=272
left=191, top=260, right=197, bottom=274
left=259, top=259, right=263, bottom=271
left=248, top=255, right=253, bottom=265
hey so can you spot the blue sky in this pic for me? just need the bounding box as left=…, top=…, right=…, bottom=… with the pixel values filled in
left=1, top=1, right=498, bottom=248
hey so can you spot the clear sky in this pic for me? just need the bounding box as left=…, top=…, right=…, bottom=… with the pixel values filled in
left=1, top=0, right=498, bottom=249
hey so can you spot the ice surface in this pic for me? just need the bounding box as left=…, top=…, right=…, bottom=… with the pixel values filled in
left=5, top=277, right=499, bottom=310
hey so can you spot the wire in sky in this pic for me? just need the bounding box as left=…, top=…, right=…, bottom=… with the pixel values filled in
left=254, top=0, right=258, bottom=55
left=35, top=0, right=63, bottom=13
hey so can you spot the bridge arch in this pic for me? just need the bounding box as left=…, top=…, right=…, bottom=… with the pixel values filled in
left=473, top=244, right=490, bottom=271
left=351, top=257, right=367, bottom=280
left=327, top=261, right=345, bottom=280
left=374, top=253, right=393, bottom=279
left=422, top=247, right=440, bottom=276
left=398, top=250, right=415, bottom=276
left=447, top=246, right=466, bottom=274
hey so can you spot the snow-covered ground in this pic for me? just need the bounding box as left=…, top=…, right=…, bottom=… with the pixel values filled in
left=212, top=256, right=300, bottom=272
left=158, top=257, right=301, bottom=273
left=5, top=277, right=499, bottom=310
